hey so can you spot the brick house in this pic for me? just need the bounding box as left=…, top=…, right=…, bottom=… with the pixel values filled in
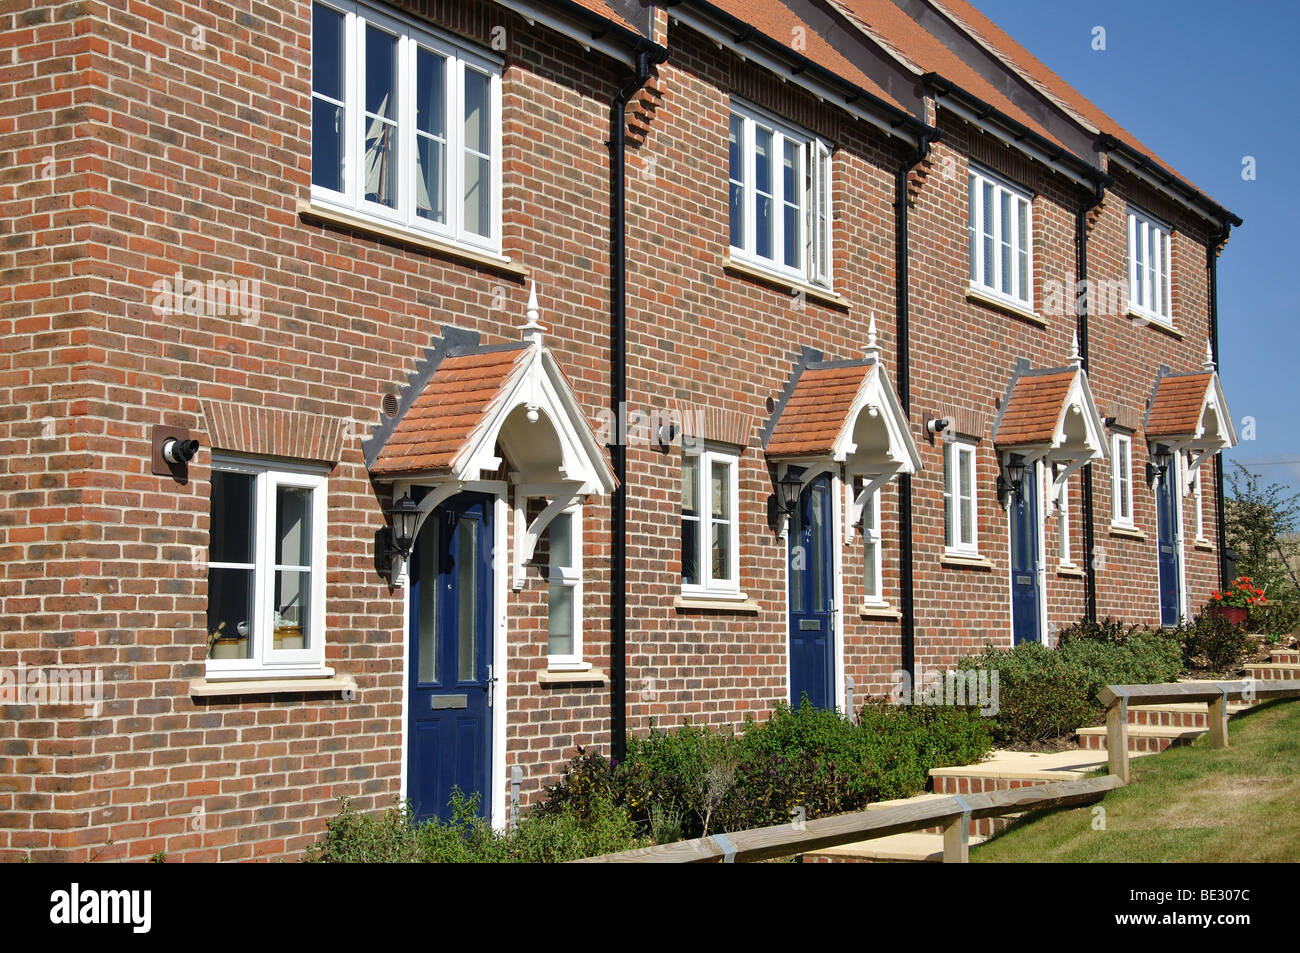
left=0, top=0, right=1241, bottom=860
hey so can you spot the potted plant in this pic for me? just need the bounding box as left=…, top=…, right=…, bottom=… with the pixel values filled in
left=1206, top=576, right=1266, bottom=626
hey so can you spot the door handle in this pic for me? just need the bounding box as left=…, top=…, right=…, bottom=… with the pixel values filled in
left=487, top=664, right=499, bottom=708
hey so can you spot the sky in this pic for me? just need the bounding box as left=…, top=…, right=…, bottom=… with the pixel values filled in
left=973, top=0, right=1299, bottom=496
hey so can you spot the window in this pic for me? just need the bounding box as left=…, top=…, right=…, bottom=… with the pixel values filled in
left=544, top=508, right=586, bottom=670
left=968, top=165, right=1032, bottom=309
left=1111, top=433, right=1134, bottom=527
left=728, top=103, right=832, bottom=287
left=943, top=440, right=979, bottom=555
left=311, top=0, right=501, bottom=251
left=681, top=448, right=740, bottom=594
left=206, top=458, right=329, bottom=678
left=1055, top=468, right=1072, bottom=566
left=1190, top=457, right=1207, bottom=542
left=1128, top=206, right=1172, bottom=324
left=861, top=483, right=883, bottom=603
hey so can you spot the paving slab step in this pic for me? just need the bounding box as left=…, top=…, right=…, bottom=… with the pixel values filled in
left=1127, top=701, right=1251, bottom=729
left=1077, top=723, right=1204, bottom=753
left=801, top=830, right=990, bottom=863
left=1269, top=648, right=1300, bottom=663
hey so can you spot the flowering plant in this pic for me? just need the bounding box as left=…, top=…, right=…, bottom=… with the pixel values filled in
left=1209, top=576, right=1267, bottom=609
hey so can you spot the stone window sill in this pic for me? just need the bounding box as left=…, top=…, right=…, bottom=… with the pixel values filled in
left=538, top=668, right=607, bottom=686
left=1108, top=524, right=1147, bottom=540
left=722, top=257, right=846, bottom=310
left=940, top=552, right=994, bottom=570
left=297, top=200, right=529, bottom=280
left=1056, top=563, right=1085, bottom=578
left=190, top=675, right=355, bottom=699
left=674, top=593, right=761, bottom=613
left=1194, top=539, right=1215, bottom=551
left=860, top=603, right=902, bottom=620
left=1126, top=308, right=1183, bottom=339
left=966, top=287, right=1046, bottom=327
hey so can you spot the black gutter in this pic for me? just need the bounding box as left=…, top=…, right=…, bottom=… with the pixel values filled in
left=676, top=0, right=934, bottom=144
left=1098, top=134, right=1243, bottom=229
left=1209, top=225, right=1232, bottom=590
left=895, top=128, right=938, bottom=683
left=923, top=73, right=1108, bottom=188
left=1075, top=180, right=1106, bottom=623
left=608, top=46, right=664, bottom=764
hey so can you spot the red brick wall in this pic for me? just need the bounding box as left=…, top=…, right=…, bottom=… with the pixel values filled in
left=0, top=0, right=1231, bottom=862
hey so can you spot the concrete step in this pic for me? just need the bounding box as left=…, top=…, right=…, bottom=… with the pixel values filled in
left=1077, top=723, right=1204, bottom=753
left=1268, top=648, right=1300, bottom=663
left=801, top=830, right=988, bottom=863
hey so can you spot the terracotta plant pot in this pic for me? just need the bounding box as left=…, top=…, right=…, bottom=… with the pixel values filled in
left=1208, top=605, right=1248, bottom=626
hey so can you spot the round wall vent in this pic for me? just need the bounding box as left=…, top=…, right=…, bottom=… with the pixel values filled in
left=382, top=393, right=399, bottom=418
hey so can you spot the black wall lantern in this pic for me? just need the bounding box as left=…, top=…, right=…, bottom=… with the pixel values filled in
left=377, top=492, right=421, bottom=576
left=997, top=453, right=1027, bottom=508
left=777, top=470, right=803, bottom=515
left=1147, top=444, right=1173, bottom=487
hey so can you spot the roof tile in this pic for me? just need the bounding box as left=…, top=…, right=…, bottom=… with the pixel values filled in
left=767, top=363, right=874, bottom=457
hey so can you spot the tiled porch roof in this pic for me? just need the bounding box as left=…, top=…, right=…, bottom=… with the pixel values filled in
left=766, top=363, right=875, bottom=457
left=370, top=344, right=529, bottom=477
left=1145, top=372, right=1216, bottom=438
left=994, top=370, right=1076, bottom=447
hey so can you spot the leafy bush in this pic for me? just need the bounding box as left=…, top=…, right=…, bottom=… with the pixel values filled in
left=1177, top=612, right=1255, bottom=672
left=1058, top=629, right=1182, bottom=700
left=305, top=791, right=645, bottom=863
left=1056, top=616, right=1142, bottom=646
left=959, top=642, right=1096, bottom=746
left=1249, top=597, right=1300, bottom=637
left=540, top=699, right=993, bottom=840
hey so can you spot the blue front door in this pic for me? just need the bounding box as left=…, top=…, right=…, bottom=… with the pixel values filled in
left=789, top=472, right=834, bottom=710
left=408, top=491, right=494, bottom=823
left=1009, top=464, right=1041, bottom=644
left=1156, top=468, right=1181, bottom=626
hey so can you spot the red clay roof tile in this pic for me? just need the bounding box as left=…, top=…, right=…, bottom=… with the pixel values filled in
left=767, top=363, right=875, bottom=457
left=370, top=346, right=530, bottom=477
left=1146, top=372, right=1214, bottom=438
left=994, top=370, right=1076, bottom=447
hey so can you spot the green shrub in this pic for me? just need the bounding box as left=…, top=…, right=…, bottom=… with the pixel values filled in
left=1056, top=616, right=1142, bottom=646
left=1058, top=629, right=1182, bottom=699
left=1249, top=597, right=1300, bottom=637
left=541, top=699, right=993, bottom=841
left=1177, top=613, right=1255, bottom=671
left=305, top=791, right=644, bottom=863
left=959, top=642, right=1096, bottom=745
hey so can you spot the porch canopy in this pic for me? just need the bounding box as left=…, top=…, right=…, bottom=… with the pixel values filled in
left=1143, top=352, right=1237, bottom=492
left=991, top=353, right=1108, bottom=503
left=365, top=286, right=615, bottom=586
left=763, top=332, right=921, bottom=539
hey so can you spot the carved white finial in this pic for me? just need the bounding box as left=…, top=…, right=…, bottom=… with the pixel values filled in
left=522, top=281, right=545, bottom=347
left=862, top=314, right=880, bottom=360
left=1069, top=329, right=1082, bottom=370
left=1203, top=338, right=1216, bottom=372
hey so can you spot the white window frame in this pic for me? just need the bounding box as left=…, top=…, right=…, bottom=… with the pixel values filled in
left=1111, top=433, right=1135, bottom=528
left=968, top=164, right=1034, bottom=310
left=1056, top=468, right=1073, bottom=567
left=681, top=446, right=741, bottom=597
left=728, top=101, right=833, bottom=288
left=310, top=0, right=503, bottom=253
left=1127, top=205, right=1173, bottom=326
left=545, top=506, right=587, bottom=672
left=943, top=439, right=980, bottom=557
left=861, top=484, right=884, bottom=605
left=205, top=455, right=330, bottom=680
left=1190, top=458, right=1207, bottom=543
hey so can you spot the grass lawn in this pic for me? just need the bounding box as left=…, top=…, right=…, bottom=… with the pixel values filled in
left=972, top=699, right=1300, bottom=862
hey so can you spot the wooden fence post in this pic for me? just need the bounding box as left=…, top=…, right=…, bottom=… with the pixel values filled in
left=1106, top=695, right=1130, bottom=783
left=942, top=798, right=971, bottom=863
left=1208, top=686, right=1229, bottom=749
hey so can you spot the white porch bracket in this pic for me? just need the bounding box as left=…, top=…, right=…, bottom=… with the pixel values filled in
left=1047, top=456, right=1088, bottom=512
left=512, top=480, right=585, bottom=590
left=389, top=479, right=465, bottom=587
left=845, top=467, right=902, bottom=542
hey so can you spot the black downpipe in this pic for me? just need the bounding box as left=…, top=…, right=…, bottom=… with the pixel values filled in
left=1209, top=226, right=1231, bottom=589
left=1076, top=195, right=1098, bottom=622
left=609, top=51, right=654, bottom=764
left=895, top=132, right=935, bottom=682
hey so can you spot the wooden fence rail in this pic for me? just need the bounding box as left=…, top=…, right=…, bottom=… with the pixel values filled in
left=572, top=774, right=1123, bottom=864
left=1097, top=678, right=1300, bottom=783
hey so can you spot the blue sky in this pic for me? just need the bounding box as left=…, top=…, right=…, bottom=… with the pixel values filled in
left=974, top=0, right=1299, bottom=495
